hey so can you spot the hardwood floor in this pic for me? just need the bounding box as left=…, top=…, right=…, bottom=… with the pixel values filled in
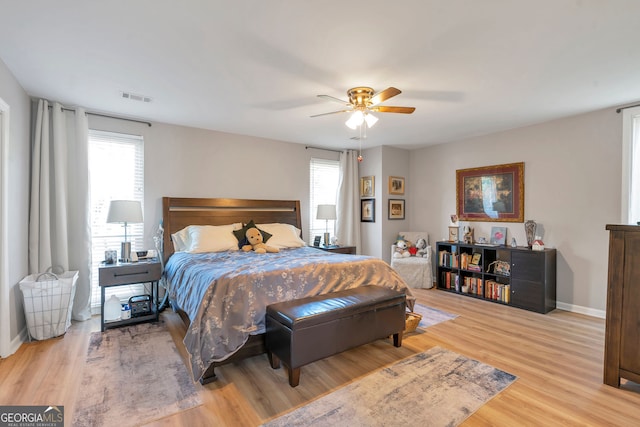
left=1, top=288, right=639, bottom=426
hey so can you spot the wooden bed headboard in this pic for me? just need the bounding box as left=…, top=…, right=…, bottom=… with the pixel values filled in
left=162, top=197, right=302, bottom=263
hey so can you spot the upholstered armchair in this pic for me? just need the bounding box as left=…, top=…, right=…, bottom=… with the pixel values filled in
left=390, top=231, right=433, bottom=289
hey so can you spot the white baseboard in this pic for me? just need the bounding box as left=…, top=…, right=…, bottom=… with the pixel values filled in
left=556, top=302, right=605, bottom=319
left=5, top=326, right=27, bottom=357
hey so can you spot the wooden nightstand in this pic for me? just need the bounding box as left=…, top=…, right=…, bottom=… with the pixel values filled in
left=98, top=259, right=162, bottom=331
left=314, top=245, right=357, bottom=255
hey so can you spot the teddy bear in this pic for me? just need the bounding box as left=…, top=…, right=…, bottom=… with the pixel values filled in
left=393, top=238, right=411, bottom=258
left=242, top=227, right=279, bottom=254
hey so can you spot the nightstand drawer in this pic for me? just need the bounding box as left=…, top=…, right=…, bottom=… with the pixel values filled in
left=99, top=262, right=162, bottom=286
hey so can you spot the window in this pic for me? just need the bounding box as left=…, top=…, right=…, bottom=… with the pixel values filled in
left=88, top=130, right=145, bottom=311
left=309, top=158, right=340, bottom=243
left=623, top=106, right=640, bottom=224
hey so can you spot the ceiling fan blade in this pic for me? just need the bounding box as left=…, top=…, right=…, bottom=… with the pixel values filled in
left=372, top=106, right=416, bottom=114
left=317, top=94, right=350, bottom=106
left=370, top=87, right=401, bottom=106
left=310, top=109, right=351, bottom=118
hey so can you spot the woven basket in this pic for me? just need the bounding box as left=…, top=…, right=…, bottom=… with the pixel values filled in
left=404, top=312, right=422, bottom=333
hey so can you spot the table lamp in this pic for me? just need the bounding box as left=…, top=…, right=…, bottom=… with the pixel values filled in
left=107, top=200, right=143, bottom=262
left=316, top=204, right=336, bottom=246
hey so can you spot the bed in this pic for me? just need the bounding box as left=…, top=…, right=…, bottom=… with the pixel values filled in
left=162, top=197, right=414, bottom=383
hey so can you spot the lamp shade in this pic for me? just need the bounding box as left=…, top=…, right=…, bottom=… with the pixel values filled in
left=107, top=200, right=143, bottom=224
left=316, top=204, right=337, bottom=220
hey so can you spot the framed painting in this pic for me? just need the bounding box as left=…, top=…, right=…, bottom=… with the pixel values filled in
left=361, top=198, right=375, bottom=222
left=389, top=176, right=405, bottom=195
left=388, top=199, right=405, bottom=220
left=361, top=176, right=374, bottom=197
left=456, top=162, right=524, bottom=222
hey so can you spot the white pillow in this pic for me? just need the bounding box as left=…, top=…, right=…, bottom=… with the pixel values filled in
left=172, top=223, right=241, bottom=253
left=187, top=224, right=243, bottom=253
left=257, top=223, right=306, bottom=249
left=171, top=226, right=192, bottom=252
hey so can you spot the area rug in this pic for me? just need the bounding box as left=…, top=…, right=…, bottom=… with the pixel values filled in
left=412, top=303, right=458, bottom=328
left=72, top=321, right=201, bottom=427
left=262, top=346, right=516, bottom=427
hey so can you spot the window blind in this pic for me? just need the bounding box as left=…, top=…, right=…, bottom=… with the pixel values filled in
left=309, top=158, right=340, bottom=243
left=88, top=130, right=145, bottom=310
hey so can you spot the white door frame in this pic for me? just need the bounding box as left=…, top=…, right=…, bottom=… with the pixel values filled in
left=0, top=97, right=10, bottom=357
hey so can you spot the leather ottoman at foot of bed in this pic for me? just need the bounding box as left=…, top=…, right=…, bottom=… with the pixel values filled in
left=265, top=285, right=406, bottom=387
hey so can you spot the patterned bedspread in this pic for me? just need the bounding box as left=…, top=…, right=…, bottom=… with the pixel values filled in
left=164, top=246, right=414, bottom=381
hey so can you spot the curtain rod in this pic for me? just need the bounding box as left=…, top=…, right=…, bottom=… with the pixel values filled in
left=305, top=145, right=343, bottom=154
left=47, top=104, right=152, bottom=127
left=616, top=103, right=640, bottom=113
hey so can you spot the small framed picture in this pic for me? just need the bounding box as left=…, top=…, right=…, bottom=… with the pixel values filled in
left=361, top=198, right=375, bottom=222
left=361, top=176, right=374, bottom=197
left=388, top=199, right=405, bottom=220
left=490, top=226, right=507, bottom=245
left=313, top=235, right=322, bottom=247
left=389, top=176, right=405, bottom=195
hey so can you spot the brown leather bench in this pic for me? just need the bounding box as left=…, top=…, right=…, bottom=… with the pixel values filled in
left=265, top=285, right=406, bottom=387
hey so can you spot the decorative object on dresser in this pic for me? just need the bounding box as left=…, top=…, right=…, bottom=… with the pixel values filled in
left=448, top=226, right=459, bottom=242
left=490, top=226, right=507, bottom=245
left=436, top=241, right=556, bottom=313
left=524, top=219, right=537, bottom=247
left=456, top=162, right=524, bottom=222
left=463, top=225, right=474, bottom=244
left=316, top=204, right=337, bottom=246
left=106, top=200, right=143, bottom=262
left=604, top=224, right=640, bottom=388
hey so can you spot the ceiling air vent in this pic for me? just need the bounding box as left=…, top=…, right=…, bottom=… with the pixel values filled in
left=121, top=91, right=152, bottom=103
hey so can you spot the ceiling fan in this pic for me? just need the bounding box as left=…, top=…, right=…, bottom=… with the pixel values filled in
left=311, top=86, right=415, bottom=129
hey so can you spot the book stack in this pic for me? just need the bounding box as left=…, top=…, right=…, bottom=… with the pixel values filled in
left=485, top=280, right=511, bottom=303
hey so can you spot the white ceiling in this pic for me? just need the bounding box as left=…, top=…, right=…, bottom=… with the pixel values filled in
left=1, top=1, right=640, bottom=151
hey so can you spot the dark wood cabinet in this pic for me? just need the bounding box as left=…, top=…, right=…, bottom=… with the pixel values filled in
left=312, top=245, right=356, bottom=254
left=436, top=241, right=556, bottom=314
left=604, top=225, right=640, bottom=387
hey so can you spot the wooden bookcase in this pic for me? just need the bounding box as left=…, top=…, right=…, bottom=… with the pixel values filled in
left=436, top=241, right=556, bottom=314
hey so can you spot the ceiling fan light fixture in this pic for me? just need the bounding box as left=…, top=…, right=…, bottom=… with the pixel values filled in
left=345, top=110, right=364, bottom=129
left=364, top=112, right=378, bottom=128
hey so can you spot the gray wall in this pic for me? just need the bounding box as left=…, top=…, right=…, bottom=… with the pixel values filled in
left=0, top=57, right=30, bottom=353
left=87, top=116, right=339, bottom=251
left=408, top=107, right=621, bottom=315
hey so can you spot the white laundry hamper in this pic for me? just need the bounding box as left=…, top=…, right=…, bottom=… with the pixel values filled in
left=19, top=270, right=79, bottom=340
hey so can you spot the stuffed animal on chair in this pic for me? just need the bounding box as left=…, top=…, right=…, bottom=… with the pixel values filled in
left=393, top=238, right=411, bottom=258
left=415, top=238, right=428, bottom=258
left=242, top=227, right=279, bottom=254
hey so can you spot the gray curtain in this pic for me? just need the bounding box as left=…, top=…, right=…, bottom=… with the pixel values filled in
left=30, top=99, right=92, bottom=321
left=336, top=150, right=361, bottom=251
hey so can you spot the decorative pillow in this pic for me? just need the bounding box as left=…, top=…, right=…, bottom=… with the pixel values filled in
left=186, top=224, right=243, bottom=253
left=232, top=220, right=272, bottom=248
left=257, top=223, right=306, bottom=249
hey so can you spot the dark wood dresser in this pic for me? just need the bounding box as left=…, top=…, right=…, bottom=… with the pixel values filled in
left=604, top=224, right=640, bottom=387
